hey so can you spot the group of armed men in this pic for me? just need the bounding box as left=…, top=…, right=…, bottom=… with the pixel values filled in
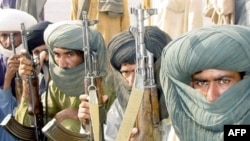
left=1, top=6, right=250, bottom=141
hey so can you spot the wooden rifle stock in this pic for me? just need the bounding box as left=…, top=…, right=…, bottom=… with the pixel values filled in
left=26, top=76, right=44, bottom=140
left=135, top=86, right=160, bottom=141
left=15, top=76, right=23, bottom=104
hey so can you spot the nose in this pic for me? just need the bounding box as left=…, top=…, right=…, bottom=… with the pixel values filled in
left=205, top=82, right=220, bottom=102
left=127, top=72, right=135, bottom=88
left=56, top=57, right=68, bottom=68
left=4, top=36, right=11, bottom=48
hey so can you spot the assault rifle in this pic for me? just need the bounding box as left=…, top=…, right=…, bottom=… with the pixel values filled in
left=115, top=5, right=159, bottom=141
left=1, top=23, right=45, bottom=141
left=42, top=11, right=105, bottom=141
left=131, top=6, right=160, bottom=141
left=82, top=10, right=105, bottom=141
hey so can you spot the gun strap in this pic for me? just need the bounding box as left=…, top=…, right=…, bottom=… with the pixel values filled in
left=89, top=89, right=100, bottom=141
left=115, top=74, right=144, bottom=141
left=42, top=64, right=50, bottom=87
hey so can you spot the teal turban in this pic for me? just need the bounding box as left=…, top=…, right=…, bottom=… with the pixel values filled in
left=44, top=20, right=108, bottom=96
left=160, top=25, right=250, bottom=141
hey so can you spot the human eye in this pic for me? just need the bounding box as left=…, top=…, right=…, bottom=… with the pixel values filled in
left=67, top=52, right=75, bottom=57
left=0, top=33, right=9, bottom=38
left=53, top=52, right=59, bottom=58
left=120, top=71, right=130, bottom=78
left=33, top=50, right=40, bottom=56
left=218, top=79, right=230, bottom=85
left=193, top=80, right=208, bottom=88
left=13, top=32, right=20, bottom=37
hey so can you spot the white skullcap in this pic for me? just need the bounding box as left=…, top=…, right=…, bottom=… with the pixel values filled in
left=0, top=9, right=37, bottom=31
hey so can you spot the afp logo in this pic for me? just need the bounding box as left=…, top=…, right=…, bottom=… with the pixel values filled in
left=224, top=125, right=250, bottom=141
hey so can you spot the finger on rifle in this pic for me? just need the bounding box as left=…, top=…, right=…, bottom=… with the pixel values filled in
left=7, top=59, right=20, bottom=69
left=40, top=49, right=48, bottom=60
left=79, top=94, right=89, bottom=102
left=7, top=54, right=20, bottom=67
left=8, top=54, right=20, bottom=61
left=102, top=95, right=108, bottom=103
left=78, top=102, right=91, bottom=124
left=18, top=56, right=33, bottom=77
left=7, top=55, right=20, bottom=75
left=129, top=128, right=139, bottom=141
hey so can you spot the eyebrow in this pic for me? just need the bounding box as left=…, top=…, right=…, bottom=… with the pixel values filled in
left=192, top=75, right=234, bottom=82
left=53, top=50, right=75, bottom=54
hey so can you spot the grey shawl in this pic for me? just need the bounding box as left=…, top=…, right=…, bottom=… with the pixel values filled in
left=99, top=0, right=124, bottom=17
left=44, top=20, right=108, bottom=96
left=160, top=25, right=250, bottom=141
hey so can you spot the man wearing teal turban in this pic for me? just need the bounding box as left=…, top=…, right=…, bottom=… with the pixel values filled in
left=160, top=25, right=250, bottom=141
left=16, top=20, right=109, bottom=135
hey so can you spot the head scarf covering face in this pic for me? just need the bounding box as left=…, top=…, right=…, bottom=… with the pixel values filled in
left=27, top=21, right=52, bottom=54
left=0, top=9, right=37, bottom=57
left=160, top=25, right=250, bottom=141
left=44, top=20, right=108, bottom=96
left=108, top=26, right=172, bottom=119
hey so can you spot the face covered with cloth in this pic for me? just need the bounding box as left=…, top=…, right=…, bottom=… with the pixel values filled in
left=160, top=25, right=250, bottom=141
left=44, top=20, right=108, bottom=96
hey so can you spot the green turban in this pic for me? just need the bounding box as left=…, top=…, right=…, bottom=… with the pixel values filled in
left=44, top=20, right=108, bottom=96
left=160, top=25, right=250, bottom=141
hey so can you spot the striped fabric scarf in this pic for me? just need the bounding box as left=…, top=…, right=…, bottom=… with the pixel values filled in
left=160, top=25, right=250, bottom=141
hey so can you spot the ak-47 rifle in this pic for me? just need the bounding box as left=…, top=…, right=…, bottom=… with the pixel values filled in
left=130, top=6, right=160, bottom=141
left=1, top=23, right=45, bottom=141
left=10, top=32, right=23, bottom=104
left=114, top=5, right=160, bottom=141
left=82, top=10, right=105, bottom=141
left=42, top=11, right=105, bottom=141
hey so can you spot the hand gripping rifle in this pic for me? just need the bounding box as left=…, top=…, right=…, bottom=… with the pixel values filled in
left=130, top=6, right=160, bottom=141
left=42, top=11, right=105, bottom=141
left=1, top=23, right=45, bottom=141
left=10, top=32, right=23, bottom=104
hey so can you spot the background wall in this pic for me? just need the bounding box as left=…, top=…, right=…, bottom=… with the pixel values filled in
left=44, top=0, right=71, bottom=22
